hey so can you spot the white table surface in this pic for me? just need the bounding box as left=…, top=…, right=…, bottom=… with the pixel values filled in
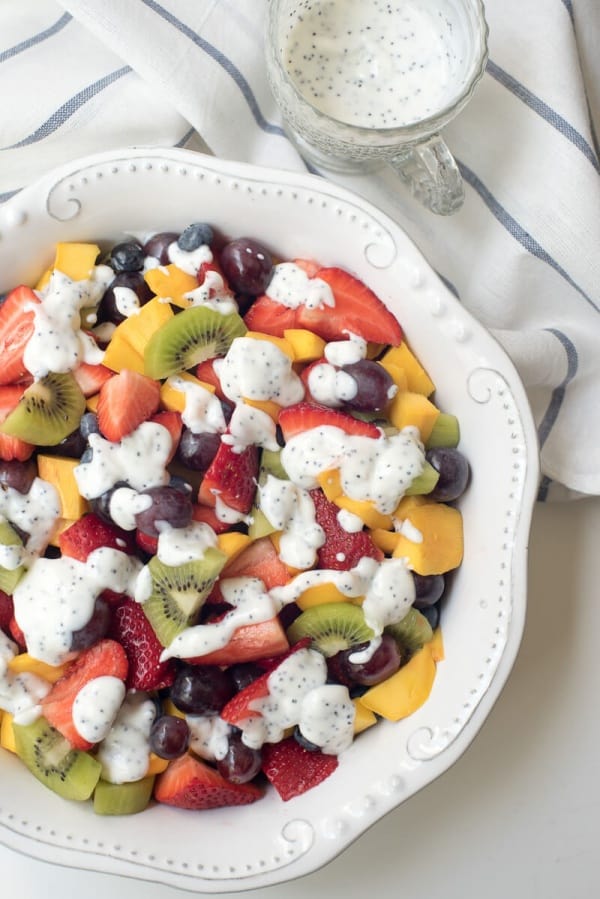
left=3, top=496, right=599, bottom=898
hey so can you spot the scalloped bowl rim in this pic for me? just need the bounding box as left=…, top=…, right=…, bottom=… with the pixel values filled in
left=0, top=147, right=540, bottom=893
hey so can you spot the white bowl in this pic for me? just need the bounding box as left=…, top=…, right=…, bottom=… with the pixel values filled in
left=0, top=147, right=539, bottom=892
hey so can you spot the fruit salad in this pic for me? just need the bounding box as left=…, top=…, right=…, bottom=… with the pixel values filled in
left=0, top=225, right=469, bottom=814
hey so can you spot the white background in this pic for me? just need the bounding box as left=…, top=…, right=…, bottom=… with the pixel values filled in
left=2, top=496, right=599, bottom=898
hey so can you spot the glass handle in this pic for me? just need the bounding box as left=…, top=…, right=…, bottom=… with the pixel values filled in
left=389, top=134, right=464, bottom=216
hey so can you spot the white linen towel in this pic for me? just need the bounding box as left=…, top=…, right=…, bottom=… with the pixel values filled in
left=1, top=0, right=599, bottom=501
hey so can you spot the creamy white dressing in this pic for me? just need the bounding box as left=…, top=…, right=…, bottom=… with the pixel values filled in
left=214, top=496, right=253, bottom=525
left=281, top=425, right=425, bottom=514
left=167, top=240, right=213, bottom=275
left=113, top=285, right=141, bottom=318
left=307, top=361, right=357, bottom=406
left=109, top=486, right=153, bottom=531
left=160, top=576, right=277, bottom=661
left=96, top=691, right=156, bottom=784
left=0, top=478, right=60, bottom=560
left=186, top=714, right=231, bottom=761
left=361, top=556, right=415, bottom=635
left=74, top=421, right=172, bottom=499
left=24, top=267, right=112, bottom=378
left=156, top=521, right=218, bottom=566
left=336, top=508, right=364, bottom=533
left=184, top=269, right=238, bottom=315
left=0, top=630, right=50, bottom=725
left=215, top=337, right=304, bottom=406
left=72, top=675, right=126, bottom=744
left=324, top=334, right=367, bottom=366
left=258, top=474, right=325, bottom=569
left=265, top=262, right=335, bottom=310
left=284, top=0, right=469, bottom=129
left=166, top=376, right=227, bottom=435
left=12, top=547, right=142, bottom=665
left=297, top=683, right=355, bottom=755
left=270, top=556, right=379, bottom=608
left=221, top=402, right=280, bottom=453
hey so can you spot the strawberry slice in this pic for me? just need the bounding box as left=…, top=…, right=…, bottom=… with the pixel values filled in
left=310, top=488, right=383, bottom=570
left=197, top=441, right=259, bottom=513
left=0, top=385, right=34, bottom=461
left=154, top=753, right=263, bottom=809
left=220, top=536, right=291, bottom=590
left=0, top=286, right=40, bottom=386
left=185, top=617, right=289, bottom=667
left=109, top=597, right=176, bottom=691
left=243, top=294, right=298, bottom=337
left=296, top=267, right=403, bottom=345
left=0, top=590, right=13, bottom=635
left=261, top=736, right=339, bottom=801
left=96, top=368, right=161, bottom=442
left=149, top=410, right=182, bottom=462
left=278, top=401, right=382, bottom=441
left=59, top=513, right=136, bottom=562
left=40, top=639, right=128, bottom=750
left=191, top=502, right=232, bottom=534
left=72, top=362, right=114, bottom=397
left=8, top=615, right=27, bottom=650
left=195, top=357, right=226, bottom=399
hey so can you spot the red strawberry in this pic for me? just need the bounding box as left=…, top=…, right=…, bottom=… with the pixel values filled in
left=195, top=357, right=226, bottom=399
left=186, top=617, right=289, bottom=667
left=0, top=286, right=40, bottom=386
left=154, top=752, right=263, bottom=809
left=278, top=401, right=382, bottom=441
left=261, top=736, right=338, bottom=801
left=59, top=513, right=136, bottom=562
left=110, top=597, right=176, bottom=691
left=0, top=590, right=14, bottom=635
left=191, top=502, right=232, bottom=534
left=135, top=529, right=158, bottom=555
left=149, top=410, right=182, bottom=462
left=221, top=536, right=291, bottom=590
left=296, top=267, right=403, bottom=345
left=197, top=441, right=259, bottom=513
left=96, top=368, right=161, bottom=442
left=243, top=294, right=298, bottom=337
left=72, top=362, right=114, bottom=397
left=0, top=386, right=34, bottom=461
left=8, top=615, right=27, bottom=650
left=310, top=488, right=383, bottom=570
left=40, top=639, right=128, bottom=750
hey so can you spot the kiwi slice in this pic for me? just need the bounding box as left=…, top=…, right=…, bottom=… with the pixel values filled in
left=144, top=306, right=247, bottom=379
left=248, top=449, right=289, bottom=539
left=405, top=460, right=440, bottom=496
left=385, top=607, right=434, bottom=657
left=12, top=717, right=102, bottom=801
left=426, top=413, right=460, bottom=449
left=93, top=775, right=155, bottom=815
left=286, top=602, right=375, bottom=657
left=142, top=547, right=227, bottom=647
left=0, top=518, right=25, bottom=594
left=0, top=372, right=85, bottom=446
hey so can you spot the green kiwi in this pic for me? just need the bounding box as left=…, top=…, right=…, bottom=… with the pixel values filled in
left=12, top=717, right=102, bottom=801
left=426, top=413, right=460, bottom=449
left=247, top=448, right=289, bottom=539
left=385, top=607, right=434, bottom=657
left=0, top=518, right=25, bottom=594
left=142, top=547, right=227, bottom=647
left=286, top=602, right=375, bottom=657
left=259, top=448, right=289, bottom=481
left=405, top=460, right=440, bottom=496
left=93, top=775, right=155, bottom=815
left=0, top=372, right=85, bottom=446
left=144, top=306, right=247, bottom=379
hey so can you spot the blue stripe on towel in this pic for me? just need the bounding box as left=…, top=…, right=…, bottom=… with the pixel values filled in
left=0, top=12, right=72, bottom=64
left=140, top=0, right=286, bottom=137
left=536, top=328, right=578, bottom=501
left=2, top=66, right=131, bottom=150
left=458, top=160, right=599, bottom=314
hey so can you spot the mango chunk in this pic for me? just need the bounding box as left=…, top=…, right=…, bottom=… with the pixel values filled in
left=8, top=653, right=68, bottom=683
left=217, top=531, right=252, bottom=561
left=245, top=331, right=295, bottom=360
left=160, top=371, right=215, bottom=413
left=53, top=242, right=101, bottom=282
left=101, top=331, right=145, bottom=374
left=392, top=502, right=463, bottom=575
left=353, top=698, right=378, bottom=734
left=387, top=390, right=440, bottom=443
left=0, top=712, right=16, bottom=753
left=334, top=495, right=393, bottom=530
left=119, top=297, right=175, bottom=356
left=242, top=397, right=282, bottom=422
left=283, top=328, right=326, bottom=362
left=393, top=494, right=428, bottom=518
left=36, top=455, right=89, bottom=520
left=316, top=468, right=343, bottom=502
left=369, top=527, right=400, bottom=555
left=361, top=642, right=438, bottom=721
left=146, top=753, right=170, bottom=775
left=430, top=627, right=445, bottom=662
left=380, top=343, right=436, bottom=396
left=379, top=360, right=408, bottom=392
left=296, top=581, right=352, bottom=610
left=144, top=264, right=198, bottom=308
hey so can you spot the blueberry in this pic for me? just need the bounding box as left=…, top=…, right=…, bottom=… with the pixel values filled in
left=420, top=603, right=440, bottom=630
left=177, top=222, right=214, bottom=252
left=110, top=240, right=145, bottom=273
left=79, top=412, right=100, bottom=440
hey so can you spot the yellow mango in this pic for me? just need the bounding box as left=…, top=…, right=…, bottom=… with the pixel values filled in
left=353, top=698, right=378, bottom=734
left=119, top=297, right=175, bottom=356
left=102, top=330, right=145, bottom=374
left=53, top=242, right=101, bottom=281
left=146, top=753, right=170, bottom=775
left=35, top=267, right=52, bottom=291
left=296, top=582, right=352, bottom=609
left=85, top=393, right=100, bottom=412
left=430, top=627, right=445, bottom=662
left=245, top=331, right=295, bottom=360
left=392, top=502, right=463, bottom=575
left=380, top=343, right=436, bottom=396
left=379, top=360, right=408, bottom=392
left=242, top=397, right=282, bottom=422
left=48, top=517, right=77, bottom=548
left=334, top=495, right=393, bottom=530
left=369, top=527, right=400, bottom=555
left=360, top=643, right=437, bottom=721
left=36, top=455, right=88, bottom=520
left=393, top=494, right=428, bottom=519
left=144, top=264, right=198, bottom=308
left=217, top=531, right=252, bottom=561
left=283, top=328, right=326, bottom=362
left=162, top=699, right=185, bottom=719
left=387, top=390, right=440, bottom=442
left=366, top=342, right=386, bottom=359
left=160, top=371, right=215, bottom=413
left=0, top=712, right=16, bottom=753
left=316, top=468, right=343, bottom=502
left=8, top=653, right=68, bottom=683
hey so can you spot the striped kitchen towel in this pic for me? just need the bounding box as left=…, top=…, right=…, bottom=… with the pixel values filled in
left=1, top=0, right=599, bottom=500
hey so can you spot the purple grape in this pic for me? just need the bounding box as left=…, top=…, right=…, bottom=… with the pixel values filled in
left=176, top=428, right=221, bottom=472
left=70, top=596, right=110, bottom=650
left=134, top=485, right=193, bottom=538
left=332, top=634, right=402, bottom=687
left=340, top=359, right=395, bottom=412
left=98, top=271, right=153, bottom=325
left=39, top=427, right=86, bottom=459
left=425, top=447, right=470, bottom=502
left=170, top=664, right=235, bottom=715
left=228, top=662, right=264, bottom=693
left=143, top=231, right=180, bottom=264
left=217, top=731, right=262, bottom=783
left=412, top=573, right=445, bottom=608
left=219, top=238, right=273, bottom=295
left=149, top=714, right=190, bottom=759
left=109, top=240, right=145, bottom=273
left=420, top=603, right=440, bottom=630
left=0, top=460, right=37, bottom=494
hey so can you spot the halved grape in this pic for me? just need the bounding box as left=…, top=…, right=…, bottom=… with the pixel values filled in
left=176, top=428, right=221, bottom=472
left=149, top=714, right=190, bottom=760
left=425, top=447, right=470, bottom=502
left=340, top=359, right=395, bottom=412
left=134, top=485, right=193, bottom=538
left=219, top=238, right=273, bottom=295
left=144, top=231, right=179, bottom=264
left=170, top=665, right=235, bottom=715
left=0, top=460, right=37, bottom=494
left=217, top=731, right=262, bottom=783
